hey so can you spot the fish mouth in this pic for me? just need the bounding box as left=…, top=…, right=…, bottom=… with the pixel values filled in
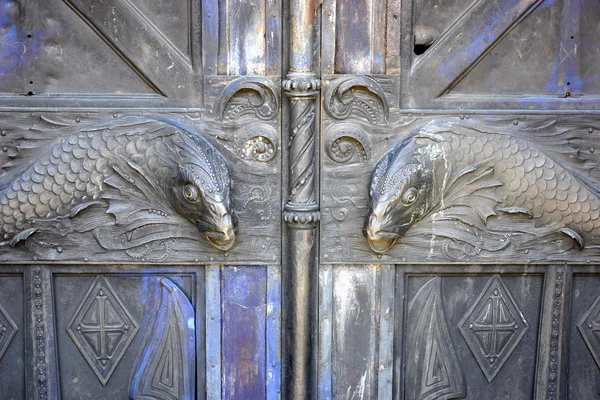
left=364, top=217, right=410, bottom=254
left=205, top=231, right=236, bottom=251
left=366, top=231, right=401, bottom=254
left=197, top=215, right=236, bottom=251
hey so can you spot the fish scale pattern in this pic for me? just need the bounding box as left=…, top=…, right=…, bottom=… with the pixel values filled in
left=431, top=131, right=600, bottom=239
left=0, top=127, right=176, bottom=240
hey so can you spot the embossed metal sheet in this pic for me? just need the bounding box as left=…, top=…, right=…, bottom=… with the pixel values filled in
left=67, top=276, right=139, bottom=385
left=0, top=109, right=281, bottom=264
left=321, top=108, right=600, bottom=265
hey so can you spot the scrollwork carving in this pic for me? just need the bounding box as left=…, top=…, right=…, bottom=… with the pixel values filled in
left=0, top=116, right=237, bottom=255
left=215, top=76, right=280, bottom=122
left=364, top=119, right=600, bottom=255
left=233, top=123, right=278, bottom=163
left=324, top=123, right=371, bottom=164
left=324, top=76, right=389, bottom=124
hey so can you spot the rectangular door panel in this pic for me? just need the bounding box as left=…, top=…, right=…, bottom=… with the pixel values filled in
left=568, top=271, right=600, bottom=399
left=54, top=271, right=199, bottom=399
left=0, top=273, right=25, bottom=400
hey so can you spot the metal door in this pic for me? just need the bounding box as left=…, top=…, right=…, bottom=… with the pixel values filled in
left=0, top=0, right=283, bottom=398
left=316, top=0, right=600, bottom=399
left=2, top=0, right=600, bottom=399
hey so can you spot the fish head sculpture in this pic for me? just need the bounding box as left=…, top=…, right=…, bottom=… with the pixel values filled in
left=169, top=133, right=237, bottom=251
left=364, top=132, right=440, bottom=253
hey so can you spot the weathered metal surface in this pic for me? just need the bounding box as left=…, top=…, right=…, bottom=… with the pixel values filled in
left=0, top=107, right=281, bottom=264
left=405, top=277, right=465, bottom=399
left=322, top=109, right=600, bottom=265
left=52, top=271, right=198, bottom=399
left=266, top=265, right=282, bottom=400
left=282, top=1, right=321, bottom=399
left=221, top=266, right=267, bottom=399
left=332, top=266, right=380, bottom=399
left=404, top=269, right=543, bottom=399
left=2, top=0, right=600, bottom=398
left=130, top=277, right=196, bottom=399
left=365, top=118, right=600, bottom=256
left=0, top=115, right=235, bottom=254
left=0, top=271, right=24, bottom=399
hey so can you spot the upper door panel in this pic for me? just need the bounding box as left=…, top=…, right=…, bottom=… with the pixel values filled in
left=0, top=0, right=283, bottom=265
left=321, top=0, right=600, bottom=110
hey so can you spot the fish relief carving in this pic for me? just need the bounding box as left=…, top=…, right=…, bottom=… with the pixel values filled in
left=0, top=116, right=237, bottom=256
left=364, top=119, right=600, bottom=256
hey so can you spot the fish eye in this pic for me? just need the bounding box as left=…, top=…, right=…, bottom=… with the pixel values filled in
left=401, top=187, right=418, bottom=206
left=183, top=184, right=199, bottom=202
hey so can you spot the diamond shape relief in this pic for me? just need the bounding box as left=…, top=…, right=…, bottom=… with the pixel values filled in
left=0, top=301, right=17, bottom=361
left=459, top=275, right=529, bottom=382
left=577, top=293, right=600, bottom=369
left=67, top=276, right=139, bottom=385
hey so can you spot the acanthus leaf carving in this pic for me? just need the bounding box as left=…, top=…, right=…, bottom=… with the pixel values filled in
left=324, top=76, right=389, bottom=124
left=406, top=277, right=466, bottom=400
left=130, top=278, right=195, bottom=400
left=0, top=115, right=237, bottom=257
left=214, top=76, right=280, bottom=122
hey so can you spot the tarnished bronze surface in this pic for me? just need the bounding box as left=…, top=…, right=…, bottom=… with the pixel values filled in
left=1, top=0, right=600, bottom=398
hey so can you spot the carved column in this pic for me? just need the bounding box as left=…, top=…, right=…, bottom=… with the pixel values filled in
left=283, top=0, right=320, bottom=398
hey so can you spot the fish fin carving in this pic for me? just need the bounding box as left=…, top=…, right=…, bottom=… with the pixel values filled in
left=70, top=200, right=106, bottom=218
left=103, top=156, right=174, bottom=225
left=497, top=207, right=534, bottom=218
left=98, top=154, right=198, bottom=252
left=5, top=228, right=38, bottom=247
left=457, top=118, right=600, bottom=194
left=93, top=217, right=199, bottom=252
left=0, top=115, right=180, bottom=190
left=130, top=278, right=195, bottom=400
left=406, top=278, right=466, bottom=400
left=560, top=227, right=584, bottom=248
left=437, top=166, right=504, bottom=227
left=0, top=115, right=83, bottom=190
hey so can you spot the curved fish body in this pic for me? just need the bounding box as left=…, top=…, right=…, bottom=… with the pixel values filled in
left=0, top=117, right=236, bottom=250
left=365, top=120, right=600, bottom=253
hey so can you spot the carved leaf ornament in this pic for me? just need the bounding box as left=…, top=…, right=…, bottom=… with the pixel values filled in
left=365, top=119, right=600, bottom=256
left=0, top=115, right=237, bottom=256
